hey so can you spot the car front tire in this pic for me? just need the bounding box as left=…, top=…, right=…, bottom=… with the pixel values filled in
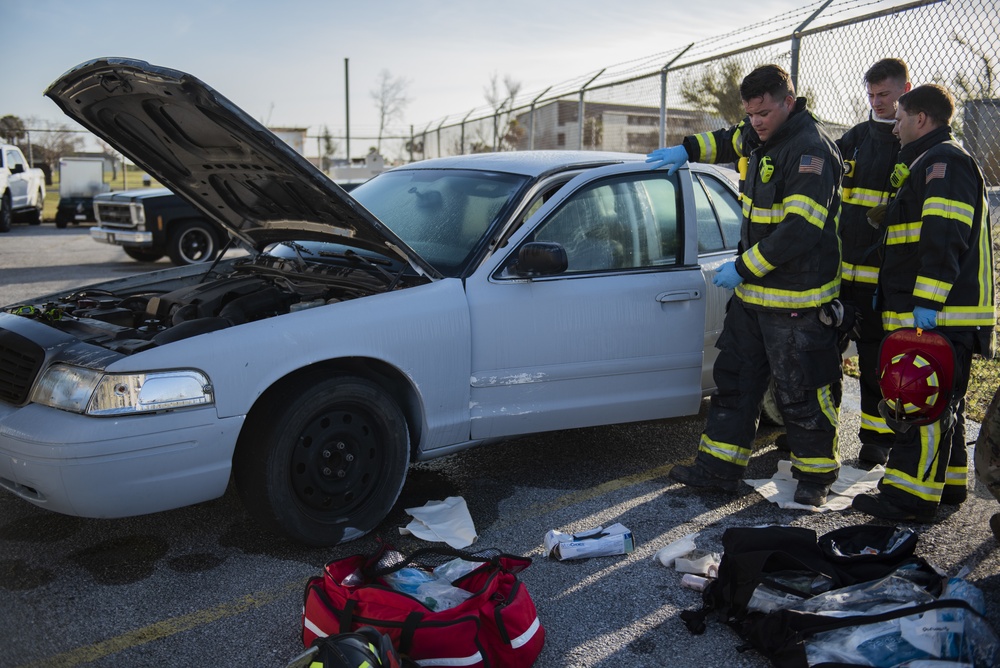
left=168, top=219, right=218, bottom=265
left=0, top=193, right=11, bottom=233
left=234, top=375, right=410, bottom=547
left=27, top=190, right=43, bottom=225
left=123, top=247, right=166, bottom=262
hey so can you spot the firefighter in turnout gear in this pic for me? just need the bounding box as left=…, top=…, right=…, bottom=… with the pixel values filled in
left=836, top=59, right=911, bottom=467
left=852, top=84, right=997, bottom=523
left=646, top=64, right=844, bottom=507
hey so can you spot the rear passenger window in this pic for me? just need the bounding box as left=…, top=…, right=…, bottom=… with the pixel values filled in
left=701, top=176, right=741, bottom=249
left=693, top=174, right=741, bottom=253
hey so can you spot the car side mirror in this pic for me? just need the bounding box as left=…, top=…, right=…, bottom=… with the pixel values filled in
left=11, top=163, right=24, bottom=174
left=511, top=242, right=568, bottom=277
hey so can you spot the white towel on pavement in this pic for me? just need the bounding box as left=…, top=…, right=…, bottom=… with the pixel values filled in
left=400, top=496, right=479, bottom=548
left=744, top=460, right=883, bottom=512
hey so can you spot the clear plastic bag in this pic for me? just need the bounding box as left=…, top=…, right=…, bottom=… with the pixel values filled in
left=795, top=575, right=999, bottom=668
left=381, top=567, right=473, bottom=612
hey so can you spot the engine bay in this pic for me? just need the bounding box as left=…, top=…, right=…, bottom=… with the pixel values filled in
left=3, top=249, right=423, bottom=355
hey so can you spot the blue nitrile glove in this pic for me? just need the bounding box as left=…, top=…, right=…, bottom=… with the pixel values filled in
left=645, top=145, right=689, bottom=175
left=912, top=306, right=938, bottom=329
left=713, top=262, right=743, bottom=289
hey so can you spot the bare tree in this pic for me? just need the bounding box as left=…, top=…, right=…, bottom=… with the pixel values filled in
left=484, top=73, right=522, bottom=151
left=370, top=70, right=410, bottom=155
left=94, top=139, right=121, bottom=179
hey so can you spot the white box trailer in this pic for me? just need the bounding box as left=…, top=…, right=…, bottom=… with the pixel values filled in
left=56, top=157, right=107, bottom=228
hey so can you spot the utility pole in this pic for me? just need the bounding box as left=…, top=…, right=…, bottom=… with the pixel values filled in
left=344, top=58, right=351, bottom=163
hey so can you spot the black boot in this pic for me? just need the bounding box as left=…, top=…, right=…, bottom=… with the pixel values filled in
left=852, top=493, right=936, bottom=523
left=793, top=481, right=829, bottom=507
left=668, top=462, right=741, bottom=493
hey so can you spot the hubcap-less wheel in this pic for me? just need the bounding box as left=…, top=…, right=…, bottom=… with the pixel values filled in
left=290, top=407, right=381, bottom=515
left=235, top=375, right=410, bottom=546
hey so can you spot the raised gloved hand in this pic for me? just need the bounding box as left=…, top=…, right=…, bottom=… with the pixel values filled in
left=712, top=262, right=743, bottom=289
left=645, top=145, right=689, bottom=175
left=913, top=306, right=938, bottom=329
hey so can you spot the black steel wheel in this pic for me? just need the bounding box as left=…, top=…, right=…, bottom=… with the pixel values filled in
left=235, top=375, right=410, bottom=546
left=167, top=219, right=218, bottom=265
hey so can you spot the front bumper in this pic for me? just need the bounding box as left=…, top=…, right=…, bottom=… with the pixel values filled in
left=90, top=225, right=153, bottom=246
left=0, top=401, right=244, bottom=518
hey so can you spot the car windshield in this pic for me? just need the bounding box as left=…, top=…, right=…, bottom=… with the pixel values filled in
left=350, top=168, right=528, bottom=276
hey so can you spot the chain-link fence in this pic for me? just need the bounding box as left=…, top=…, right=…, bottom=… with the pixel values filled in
left=412, top=0, right=999, bottom=419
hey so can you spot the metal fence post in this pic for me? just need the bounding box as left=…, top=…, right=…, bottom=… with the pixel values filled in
left=578, top=69, right=605, bottom=150
left=659, top=44, right=694, bottom=148
left=529, top=87, right=552, bottom=150
left=790, top=0, right=832, bottom=92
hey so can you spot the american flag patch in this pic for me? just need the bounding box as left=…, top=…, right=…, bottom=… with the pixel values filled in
left=926, top=162, right=947, bottom=183
left=799, top=155, right=824, bottom=175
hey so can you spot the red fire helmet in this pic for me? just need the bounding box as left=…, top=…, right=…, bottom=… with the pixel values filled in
left=877, top=328, right=956, bottom=426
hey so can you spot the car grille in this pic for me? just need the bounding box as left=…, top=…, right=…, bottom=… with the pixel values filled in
left=94, top=202, right=136, bottom=229
left=0, top=329, right=45, bottom=406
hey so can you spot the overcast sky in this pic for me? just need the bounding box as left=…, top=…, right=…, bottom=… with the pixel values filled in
left=4, top=0, right=851, bottom=151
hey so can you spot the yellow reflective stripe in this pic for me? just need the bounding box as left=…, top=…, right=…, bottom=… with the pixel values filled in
left=884, top=305, right=997, bottom=330
left=945, top=464, right=968, bottom=485
left=842, top=262, right=879, bottom=284
left=923, top=197, right=974, bottom=226
left=816, top=383, right=840, bottom=463
left=882, top=470, right=944, bottom=501
left=885, top=221, right=921, bottom=245
left=883, top=422, right=944, bottom=502
left=792, top=455, right=840, bottom=474
left=742, top=198, right=785, bottom=223
left=695, top=132, right=717, bottom=163
left=735, top=278, right=840, bottom=310
left=698, top=434, right=751, bottom=467
left=783, top=194, right=829, bottom=229
left=742, top=244, right=775, bottom=277
left=860, top=411, right=893, bottom=435
left=913, top=275, right=952, bottom=304
left=976, top=208, right=995, bottom=306
left=842, top=186, right=890, bottom=207
left=732, top=125, right=743, bottom=155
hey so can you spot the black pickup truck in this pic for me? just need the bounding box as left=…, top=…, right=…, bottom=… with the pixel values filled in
left=91, top=188, right=228, bottom=265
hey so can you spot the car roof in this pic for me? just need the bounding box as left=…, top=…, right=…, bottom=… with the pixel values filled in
left=392, top=151, right=644, bottom=178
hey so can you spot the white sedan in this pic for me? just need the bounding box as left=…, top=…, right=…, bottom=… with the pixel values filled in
left=0, top=58, right=740, bottom=545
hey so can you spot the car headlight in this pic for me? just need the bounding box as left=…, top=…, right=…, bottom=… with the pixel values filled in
left=31, top=365, right=214, bottom=416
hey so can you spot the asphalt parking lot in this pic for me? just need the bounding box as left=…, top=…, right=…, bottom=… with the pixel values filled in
left=1, top=224, right=999, bottom=667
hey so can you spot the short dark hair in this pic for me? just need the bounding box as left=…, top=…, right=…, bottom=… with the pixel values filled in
left=864, top=58, right=909, bottom=85
left=740, top=65, right=795, bottom=102
left=897, top=84, right=954, bottom=126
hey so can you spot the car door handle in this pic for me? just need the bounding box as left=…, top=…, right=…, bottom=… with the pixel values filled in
left=656, top=290, right=701, bottom=303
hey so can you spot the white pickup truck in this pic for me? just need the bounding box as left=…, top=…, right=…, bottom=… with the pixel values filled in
left=0, top=144, right=46, bottom=232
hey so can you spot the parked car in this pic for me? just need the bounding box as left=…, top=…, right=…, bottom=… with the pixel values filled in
left=0, top=58, right=738, bottom=546
left=91, top=187, right=227, bottom=265
left=0, top=144, right=46, bottom=231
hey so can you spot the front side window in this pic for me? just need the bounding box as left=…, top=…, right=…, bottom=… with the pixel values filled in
left=529, top=174, right=681, bottom=273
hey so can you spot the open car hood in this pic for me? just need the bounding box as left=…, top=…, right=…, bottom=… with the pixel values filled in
left=44, top=57, right=440, bottom=278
